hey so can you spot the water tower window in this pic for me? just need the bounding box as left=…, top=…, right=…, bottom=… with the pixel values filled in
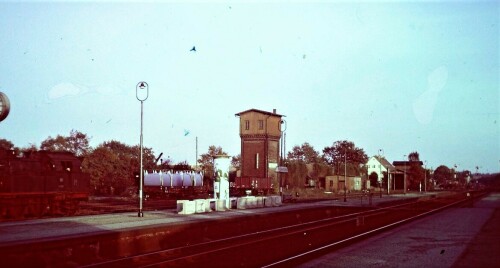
left=245, top=120, right=250, bottom=130
left=258, top=120, right=264, bottom=130
left=256, top=153, right=259, bottom=169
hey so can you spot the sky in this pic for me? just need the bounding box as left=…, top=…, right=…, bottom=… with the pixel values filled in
left=0, top=1, right=498, bottom=173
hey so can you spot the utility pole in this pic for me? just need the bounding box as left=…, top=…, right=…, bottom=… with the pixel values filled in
left=195, top=136, right=198, bottom=170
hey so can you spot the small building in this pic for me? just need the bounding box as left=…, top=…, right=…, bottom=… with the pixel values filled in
left=325, top=175, right=362, bottom=192
left=366, top=156, right=399, bottom=193
left=393, top=160, right=423, bottom=191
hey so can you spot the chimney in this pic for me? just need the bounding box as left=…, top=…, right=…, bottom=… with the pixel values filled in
left=273, top=109, right=276, bottom=114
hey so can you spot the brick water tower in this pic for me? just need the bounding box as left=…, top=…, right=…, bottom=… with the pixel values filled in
left=235, top=109, right=285, bottom=188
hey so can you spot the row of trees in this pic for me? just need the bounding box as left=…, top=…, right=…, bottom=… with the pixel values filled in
left=1, top=129, right=475, bottom=195
left=284, top=141, right=368, bottom=188
left=287, top=141, right=368, bottom=171
left=1, top=130, right=241, bottom=196
left=1, top=131, right=156, bottom=195
left=285, top=143, right=473, bottom=191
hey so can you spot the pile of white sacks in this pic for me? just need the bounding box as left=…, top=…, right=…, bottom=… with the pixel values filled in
left=177, top=195, right=283, bottom=215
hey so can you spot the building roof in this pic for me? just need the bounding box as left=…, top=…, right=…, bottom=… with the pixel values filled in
left=235, top=108, right=285, bottom=117
left=393, top=160, right=424, bottom=166
left=372, top=156, right=396, bottom=171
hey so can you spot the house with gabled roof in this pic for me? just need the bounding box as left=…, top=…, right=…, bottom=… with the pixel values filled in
left=366, top=156, right=400, bottom=193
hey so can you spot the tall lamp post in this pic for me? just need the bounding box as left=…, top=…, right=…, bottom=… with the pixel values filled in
left=344, top=152, right=347, bottom=202
left=378, top=149, right=383, bottom=198
left=136, top=81, right=149, bottom=217
left=403, top=155, right=407, bottom=194
left=424, top=160, right=427, bottom=193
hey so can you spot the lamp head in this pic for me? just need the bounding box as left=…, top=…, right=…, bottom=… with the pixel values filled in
left=136, top=81, right=149, bottom=101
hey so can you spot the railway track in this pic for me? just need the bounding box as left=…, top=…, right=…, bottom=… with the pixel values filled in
left=84, top=192, right=482, bottom=268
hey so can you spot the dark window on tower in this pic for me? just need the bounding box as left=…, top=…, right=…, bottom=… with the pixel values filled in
left=245, top=120, right=250, bottom=130
left=61, top=161, right=73, bottom=172
left=258, top=120, right=264, bottom=130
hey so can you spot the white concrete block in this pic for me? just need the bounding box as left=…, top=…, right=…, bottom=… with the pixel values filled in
left=256, top=196, right=264, bottom=208
left=264, top=196, right=274, bottom=207
left=177, top=200, right=196, bottom=215
left=230, top=197, right=237, bottom=209
left=194, top=199, right=205, bottom=213
left=246, top=196, right=257, bottom=208
left=204, top=199, right=215, bottom=212
left=177, top=200, right=187, bottom=213
left=237, top=197, right=246, bottom=209
left=216, top=199, right=226, bottom=211
left=273, top=196, right=282, bottom=206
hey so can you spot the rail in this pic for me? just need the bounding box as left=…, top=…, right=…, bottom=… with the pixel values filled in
left=83, top=191, right=483, bottom=267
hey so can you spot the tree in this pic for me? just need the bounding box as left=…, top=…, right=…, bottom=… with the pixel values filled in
left=0, top=138, right=21, bottom=156
left=433, top=165, right=452, bottom=186
left=322, top=140, right=368, bottom=176
left=369, top=172, right=379, bottom=187
left=0, top=138, right=14, bottom=150
left=82, top=146, right=123, bottom=195
left=231, top=154, right=241, bottom=170
left=198, top=145, right=228, bottom=181
left=286, top=161, right=308, bottom=187
left=408, top=163, right=425, bottom=190
left=40, top=130, right=91, bottom=156
left=173, top=160, right=191, bottom=171
left=406, top=151, right=424, bottom=190
left=287, top=142, right=321, bottom=164
left=81, top=140, right=155, bottom=195
left=408, top=151, right=420, bottom=162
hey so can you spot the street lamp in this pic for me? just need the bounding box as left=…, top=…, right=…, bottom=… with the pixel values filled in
left=424, top=161, right=427, bottom=193
left=403, top=155, right=407, bottom=194
left=378, top=149, right=383, bottom=198
left=344, top=152, right=347, bottom=202
left=136, top=81, right=149, bottom=217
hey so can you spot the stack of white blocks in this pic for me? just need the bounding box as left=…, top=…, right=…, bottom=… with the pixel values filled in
left=177, top=195, right=282, bottom=214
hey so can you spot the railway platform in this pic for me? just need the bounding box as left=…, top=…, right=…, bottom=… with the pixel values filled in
left=0, top=192, right=427, bottom=245
left=0, top=192, right=446, bottom=267
left=297, top=192, right=500, bottom=268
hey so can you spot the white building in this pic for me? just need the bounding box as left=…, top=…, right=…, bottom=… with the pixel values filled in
left=366, top=156, right=397, bottom=192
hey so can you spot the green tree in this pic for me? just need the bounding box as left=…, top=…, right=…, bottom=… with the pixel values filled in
left=369, top=171, right=379, bottom=187
left=231, top=154, right=241, bottom=170
left=408, top=151, right=420, bottom=162
left=286, top=161, right=308, bottom=187
left=40, top=129, right=91, bottom=156
left=81, top=140, right=155, bottom=196
left=433, top=165, right=452, bottom=186
left=0, top=138, right=21, bottom=156
left=407, top=151, right=424, bottom=190
left=0, top=138, right=15, bottom=150
left=322, top=140, right=368, bottom=176
left=173, top=160, right=191, bottom=171
left=82, top=146, right=122, bottom=195
left=408, top=163, right=425, bottom=190
left=287, top=142, right=321, bottom=164
left=198, top=145, right=228, bottom=181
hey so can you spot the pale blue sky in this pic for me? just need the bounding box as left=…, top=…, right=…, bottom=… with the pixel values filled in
left=0, top=1, right=498, bottom=173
